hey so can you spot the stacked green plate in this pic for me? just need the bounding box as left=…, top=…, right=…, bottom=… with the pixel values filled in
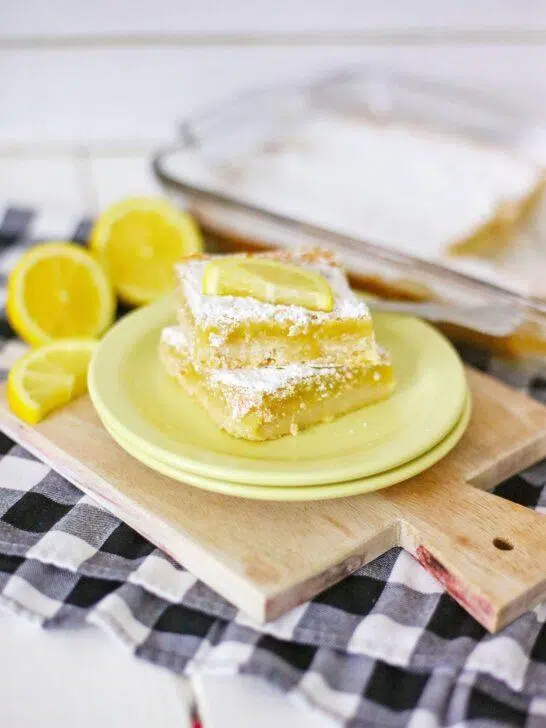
left=88, top=296, right=470, bottom=501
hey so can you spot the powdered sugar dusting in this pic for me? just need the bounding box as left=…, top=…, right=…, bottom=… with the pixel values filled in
left=162, top=325, right=191, bottom=351
left=175, top=116, right=542, bottom=258
left=162, top=325, right=340, bottom=395
left=175, top=249, right=370, bottom=335
left=211, top=361, right=336, bottom=394
left=160, top=325, right=386, bottom=418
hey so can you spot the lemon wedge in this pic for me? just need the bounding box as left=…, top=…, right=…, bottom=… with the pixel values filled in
left=7, top=242, right=115, bottom=347
left=90, top=197, right=204, bottom=306
left=202, top=258, right=334, bottom=312
left=7, top=339, right=98, bottom=424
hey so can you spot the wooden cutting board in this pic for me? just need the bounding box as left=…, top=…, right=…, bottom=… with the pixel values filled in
left=1, top=367, right=546, bottom=632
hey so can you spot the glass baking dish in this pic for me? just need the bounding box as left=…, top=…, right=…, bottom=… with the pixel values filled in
left=153, top=67, right=546, bottom=364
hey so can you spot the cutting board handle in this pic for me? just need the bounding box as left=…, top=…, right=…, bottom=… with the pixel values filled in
left=393, top=480, right=546, bottom=631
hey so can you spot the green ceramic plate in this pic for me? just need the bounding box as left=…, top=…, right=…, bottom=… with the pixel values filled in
left=88, top=295, right=468, bottom=487
left=100, top=392, right=471, bottom=501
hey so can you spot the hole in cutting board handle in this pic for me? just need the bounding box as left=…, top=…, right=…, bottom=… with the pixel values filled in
left=493, top=537, right=514, bottom=551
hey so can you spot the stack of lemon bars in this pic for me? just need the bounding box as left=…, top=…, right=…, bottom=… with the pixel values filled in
left=159, top=248, right=395, bottom=441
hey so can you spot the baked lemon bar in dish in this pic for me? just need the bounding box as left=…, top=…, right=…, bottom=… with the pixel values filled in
left=175, top=247, right=376, bottom=369
left=160, top=326, right=394, bottom=441
left=184, top=116, right=544, bottom=262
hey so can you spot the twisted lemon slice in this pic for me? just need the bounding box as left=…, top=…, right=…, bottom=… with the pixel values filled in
left=202, top=257, right=334, bottom=312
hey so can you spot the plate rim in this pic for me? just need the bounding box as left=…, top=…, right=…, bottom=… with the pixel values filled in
left=99, top=391, right=471, bottom=501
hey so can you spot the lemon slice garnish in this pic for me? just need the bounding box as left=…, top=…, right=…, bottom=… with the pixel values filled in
left=7, top=339, right=98, bottom=424
left=202, top=258, right=334, bottom=312
left=90, top=197, right=204, bottom=306
left=7, top=242, right=115, bottom=347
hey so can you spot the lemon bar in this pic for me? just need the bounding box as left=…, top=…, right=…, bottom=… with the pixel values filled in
left=175, top=248, right=376, bottom=369
left=186, top=116, right=544, bottom=261
left=160, top=326, right=395, bottom=442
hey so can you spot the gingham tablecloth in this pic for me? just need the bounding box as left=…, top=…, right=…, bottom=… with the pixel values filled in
left=1, top=205, right=546, bottom=728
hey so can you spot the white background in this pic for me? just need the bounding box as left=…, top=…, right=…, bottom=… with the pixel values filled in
left=2, top=1, right=546, bottom=212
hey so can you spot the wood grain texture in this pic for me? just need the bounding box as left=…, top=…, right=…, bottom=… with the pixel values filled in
left=0, top=367, right=546, bottom=631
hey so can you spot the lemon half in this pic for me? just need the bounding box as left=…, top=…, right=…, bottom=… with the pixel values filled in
left=90, top=197, right=204, bottom=306
left=7, top=242, right=115, bottom=347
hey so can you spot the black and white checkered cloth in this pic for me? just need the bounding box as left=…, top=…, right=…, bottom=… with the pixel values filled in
left=1, top=205, right=546, bottom=728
